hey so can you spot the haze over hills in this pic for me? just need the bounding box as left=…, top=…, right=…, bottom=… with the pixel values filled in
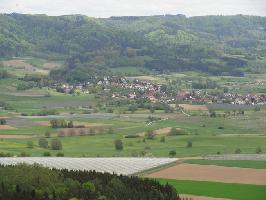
left=0, top=13, right=266, bottom=81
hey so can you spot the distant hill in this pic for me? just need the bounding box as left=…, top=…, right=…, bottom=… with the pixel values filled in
left=0, top=13, right=265, bottom=81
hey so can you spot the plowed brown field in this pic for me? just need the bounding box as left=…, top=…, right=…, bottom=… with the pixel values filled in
left=147, top=163, right=266, bottom=185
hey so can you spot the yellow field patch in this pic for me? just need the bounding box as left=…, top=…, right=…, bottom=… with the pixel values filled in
left=0, top=134, right=33, bottom=139
left=138, top=127, right=179, bottom=136
left=3, top=59, right=49, bottom=74
left=43, top=63, right=62, bottom=70
left=0, top=125, right=17, bottom=130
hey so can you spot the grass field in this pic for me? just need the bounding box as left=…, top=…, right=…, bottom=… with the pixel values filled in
left=159, top=179, right=266, bottom=200
left=184, top=159, right=266, bottom=169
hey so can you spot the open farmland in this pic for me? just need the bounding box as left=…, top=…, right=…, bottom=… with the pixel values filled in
left=159, top=179, right=266, bottom=200
left=184, top=159, right=266, bottom=169
left=147, top=163, right=266, bottom=185
left=0, top=157, right=177, bottom=175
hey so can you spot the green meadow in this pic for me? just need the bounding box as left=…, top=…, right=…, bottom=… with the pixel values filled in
left=159, top=179, right=266, bottom=200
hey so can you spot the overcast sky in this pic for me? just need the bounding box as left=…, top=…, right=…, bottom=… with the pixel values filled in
left=0, top=0, right=265, bottom=18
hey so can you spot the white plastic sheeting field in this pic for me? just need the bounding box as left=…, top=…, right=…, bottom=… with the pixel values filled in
left=0, top=157, right=178, bottom=175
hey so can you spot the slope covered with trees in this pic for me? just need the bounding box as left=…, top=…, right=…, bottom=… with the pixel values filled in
left=0, top=164, right=179, bottom=200
left=0, top=13, right=265, bottom=81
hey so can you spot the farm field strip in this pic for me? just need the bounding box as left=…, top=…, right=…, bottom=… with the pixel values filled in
left=206, top=154, right=266, bottom=161
left=147, top=163, right=266, bottom=185
left=0, top=157, right=178, bottom=175
left=159, top=179, right=266, bottom=200
left=184, top=159, right=266, bottom=169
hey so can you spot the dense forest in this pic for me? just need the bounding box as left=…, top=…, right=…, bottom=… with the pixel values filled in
left=0, top=164, right=179, bottom=200
left=0, top=13, right=266, bottom=81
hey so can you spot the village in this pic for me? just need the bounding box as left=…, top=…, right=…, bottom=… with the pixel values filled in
left=56, top=76, right=266, bottom=106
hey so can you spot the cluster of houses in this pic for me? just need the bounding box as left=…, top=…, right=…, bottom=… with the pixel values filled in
left=177, top=91, right=266, bottom=105
left=57, top=77, right=266, bottom=106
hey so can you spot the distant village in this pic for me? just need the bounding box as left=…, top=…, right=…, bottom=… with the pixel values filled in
left=56, top=76, right=266, bottom=106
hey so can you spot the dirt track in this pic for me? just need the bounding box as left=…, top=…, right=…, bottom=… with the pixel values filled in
left=180, top=194, right=230, bottom=200
left=147, top=163, right=266, bottom=185
left=0, top=134, right=34, bottom=139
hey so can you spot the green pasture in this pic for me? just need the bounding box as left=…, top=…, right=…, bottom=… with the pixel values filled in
left=0, top=108, right=266, bottom=157
left=0, top=129, right=265, bottom=157
left=159, top=179, right=266, bottom=200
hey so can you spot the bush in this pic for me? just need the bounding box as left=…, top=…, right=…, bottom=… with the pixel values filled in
left=169, top=150, right=176, bottom=157
left=56, top=152, right=64, bottom=157
left=19, top=152, right=30, bottom=157
left=114, top=139, right=123, bottom=150
left=210, top=110, right=217, bottom=118
left=0, top=119, right=7, bottom=125
left=145, top=130, right=155, bottom=140
left=254, top=106, right=261, bottom=112
left=168, top=128, right=185, bottom=136
left=0, top=152, right=13, bottom=157
left=16, top=81, right=35, bottom=90
left=160, top=136, right=165, bottom=143
left=107, top=108, right=114, bottom=113
left=51, top=138, right=62, bottom=150
left=235, top=148, right=242, bottom=154
left=256, top=147, right=262, bottom=154
left=44, top=131, right=51, bottom=138
left=27, top=141, right=34, bottom=148
left=0, top=69, right=8, bottom=79
left=35, top=109, right=58, bottom=116
left=107, top=128, right=114, bottom=134
left=43, top=152, right=51, bottom=156
left=39, top=138, right=48, bottom=148
left=67, top=120, right=74, bottom=128
left=124, top=134, right=140, bottom=138
left=187, top=141, right=193, bottom=148
left=50, top=119, right=72, bottom=128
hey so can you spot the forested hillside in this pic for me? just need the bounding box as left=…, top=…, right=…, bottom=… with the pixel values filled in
left=0, top=164, right=179, bottom=200
left=0, top=13, right=265, bottom=80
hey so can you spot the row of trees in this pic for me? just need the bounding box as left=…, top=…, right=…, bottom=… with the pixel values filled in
left=27, top=138, right=62, bottom=150
left=50, top=119, right=74, bottom=128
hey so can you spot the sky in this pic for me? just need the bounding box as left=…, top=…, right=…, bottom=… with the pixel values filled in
left=0, top=0, right=265, bottom=18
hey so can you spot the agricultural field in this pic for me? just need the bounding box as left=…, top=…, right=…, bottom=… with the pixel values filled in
left=147, top=163, right=266, bottom=185
left=159, top=179, right=266, bottom=200
left=1, top=58, right=62, bottom=77
left=184, top=159, right=266, bottom=169
left=147, top=158, right=266, bottom=200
